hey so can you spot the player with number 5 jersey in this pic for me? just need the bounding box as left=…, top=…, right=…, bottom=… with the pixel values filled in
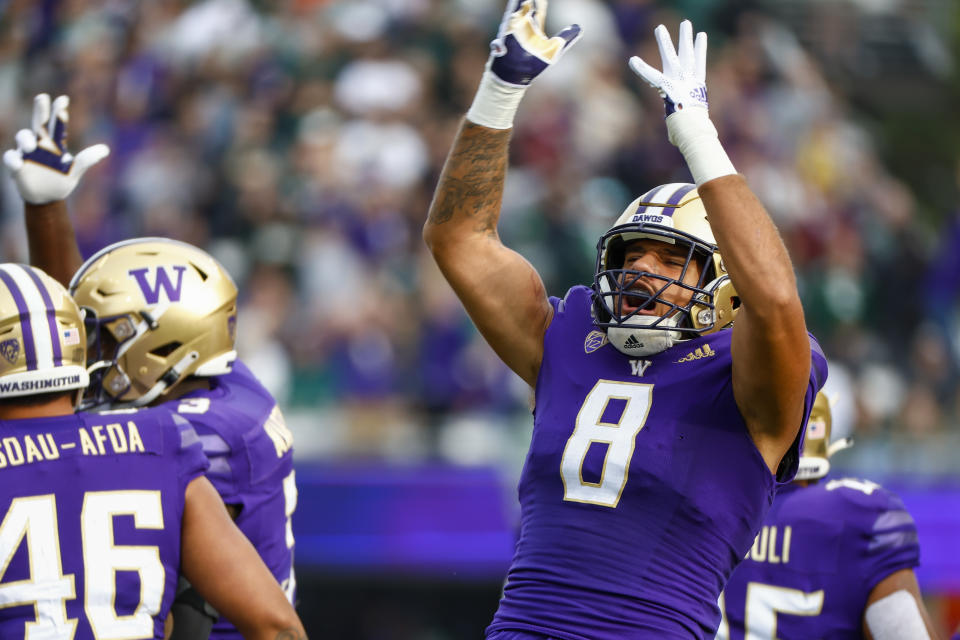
left=0, top=263, right=306, bottom=639
left=716, top=393, right=940, bottom=639
left=5, top=93, right=298, bottom=639
left=425, top=4, right=826, bottom=638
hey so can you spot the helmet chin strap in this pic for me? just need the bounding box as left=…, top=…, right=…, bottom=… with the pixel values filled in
left=607, top=314, right=681, bottom=356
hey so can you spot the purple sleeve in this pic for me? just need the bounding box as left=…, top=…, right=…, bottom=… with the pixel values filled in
left=172, top=413, right=210, bottom=502
left=859, top=488, right=921, bottom=593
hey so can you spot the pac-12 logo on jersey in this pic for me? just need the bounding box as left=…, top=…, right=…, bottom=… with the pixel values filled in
left=0, top=339, right=19, bottom=363
left=584, top=330, right=608, bottom=354
left=128, top=266, right=188, bottom=303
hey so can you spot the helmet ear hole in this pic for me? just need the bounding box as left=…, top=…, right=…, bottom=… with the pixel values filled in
left=150, top=341, right=182, bottom=357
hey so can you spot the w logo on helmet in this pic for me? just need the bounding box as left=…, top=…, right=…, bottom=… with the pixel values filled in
left=128, top=266, right=188, bottom=304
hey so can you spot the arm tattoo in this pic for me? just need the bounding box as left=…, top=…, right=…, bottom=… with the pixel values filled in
left=274, top=629, right=306, bottom=640
left=428, top=123, right=511, bottom=234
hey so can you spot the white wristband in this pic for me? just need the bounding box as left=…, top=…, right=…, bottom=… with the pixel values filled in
left=466, top=71, right=528, bottom=130
left=865, top=590, right=930, bottom=640
left=666, top=108, right=737, bottom=186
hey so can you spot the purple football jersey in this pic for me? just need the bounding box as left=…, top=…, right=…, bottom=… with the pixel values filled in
left=172, top=359, right=296, bottom=639
left=717, top=478, right=920, bottom=639
left=487, top=286, right=827, bottom=639
left=0, top=406, right=208, bottom=639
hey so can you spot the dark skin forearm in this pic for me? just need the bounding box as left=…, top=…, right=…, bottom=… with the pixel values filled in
left=24, top=200, right=83, bottom=287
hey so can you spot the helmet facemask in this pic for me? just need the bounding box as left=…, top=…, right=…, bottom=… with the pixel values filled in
left=79, top=305, right=201, bottom=410
left=591, top=183, right=739, bottom=356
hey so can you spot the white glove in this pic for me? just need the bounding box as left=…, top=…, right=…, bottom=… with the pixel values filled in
left=3, top=93, right=110, bottom=204
left=629, top=20, right=708, bottom=115
left=467, top=0, right=581, bottom=129
left=628, top=21, right=736, bottom=185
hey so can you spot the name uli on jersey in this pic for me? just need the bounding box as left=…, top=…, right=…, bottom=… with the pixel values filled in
left=744, top=525, right=793, bottom=564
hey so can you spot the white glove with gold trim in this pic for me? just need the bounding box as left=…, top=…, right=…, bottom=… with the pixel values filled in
left=3, top=93, right=110, bottom=204
left=467, top=0, right=581, bottom=130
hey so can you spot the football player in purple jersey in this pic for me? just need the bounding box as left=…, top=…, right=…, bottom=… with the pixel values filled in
left=425, top=3, right=826, bottom=638
left=4, top=94, right=297, bottom=640
left=0, top=263, right=306, bottom=639
left=717, top=393, right=941, bottom=640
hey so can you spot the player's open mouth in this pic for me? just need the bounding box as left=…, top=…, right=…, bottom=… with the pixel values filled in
left=619, top=285, right=658, bottom=316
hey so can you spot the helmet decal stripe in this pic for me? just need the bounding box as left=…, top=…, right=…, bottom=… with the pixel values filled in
left=635, top=183, right=693, bottom=217
left=3, top=265, right=56, bottom=372
left=635, top=184, right=671, bottom=215
left=0, top=266, right=39, bottom=371
left=19, top=265, right=63, bottom=367
left=665, top=183, right=696, bottom=206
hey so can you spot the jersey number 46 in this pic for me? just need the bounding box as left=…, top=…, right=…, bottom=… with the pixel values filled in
left=0, top=491, right=165, bottom=639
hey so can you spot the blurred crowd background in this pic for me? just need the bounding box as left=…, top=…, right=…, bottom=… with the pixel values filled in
left=2, top=0, right=959, bottom=637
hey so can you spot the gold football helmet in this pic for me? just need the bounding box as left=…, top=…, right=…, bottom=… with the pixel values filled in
left=795, top=392, right=853, bottom=481
left=592, top=183, right=739, bottom=356
left=69, top=238, right=238, bottom=408
left=0, top=264, right=88, bottom=400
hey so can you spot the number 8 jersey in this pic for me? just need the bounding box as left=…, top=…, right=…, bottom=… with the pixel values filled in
left=486, top=286, right=828, bottom=639
left=0, top=405, right=208, bottom=639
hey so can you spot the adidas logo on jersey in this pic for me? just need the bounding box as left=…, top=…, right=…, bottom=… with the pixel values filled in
left=622, top=335, right=645, bottom=350
left=676, top=344, right=717, bottom=363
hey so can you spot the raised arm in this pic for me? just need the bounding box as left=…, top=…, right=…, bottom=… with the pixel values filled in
left=700, top=175, right=810, bottom=469
left=424, top=0, right=580, bottom=387
left=4, top=93, right=108, bottom=286
left=181, top=476, right=307, bottom=640
left=630, top=22, right=812, bottom=472
left=25, top=200, right=84, bottom=286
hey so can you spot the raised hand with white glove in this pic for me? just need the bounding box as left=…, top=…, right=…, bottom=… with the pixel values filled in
left=628, top=20, right=736, bottom=186
left=4, top=93, right=110, bottom=204
left=467, top=0, right=581, bottom=130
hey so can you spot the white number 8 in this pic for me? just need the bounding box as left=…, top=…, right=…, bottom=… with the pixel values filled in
left=560, top=380, right=653, bottom=508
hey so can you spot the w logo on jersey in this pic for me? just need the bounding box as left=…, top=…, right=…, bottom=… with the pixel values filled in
left=128, top=266, right=187, bottom=304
